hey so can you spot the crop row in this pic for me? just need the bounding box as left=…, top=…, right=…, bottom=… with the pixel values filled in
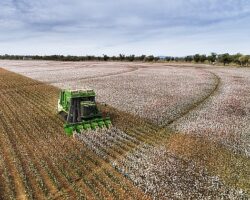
left=0, top=69, right=148, bottom=200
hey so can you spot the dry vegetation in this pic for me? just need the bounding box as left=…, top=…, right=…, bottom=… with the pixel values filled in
left=0, top=60, right=250, bottom=199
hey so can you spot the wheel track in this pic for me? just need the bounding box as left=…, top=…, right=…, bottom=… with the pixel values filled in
left=163, top=68, right=221, bottom=127
left=0, top=65, right=140, bottom=91
left=41, top=65, right=139, bottom=84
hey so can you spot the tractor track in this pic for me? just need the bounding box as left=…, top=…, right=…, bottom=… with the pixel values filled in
left=21, top=63, right=134, bottom=74
left=157, top=65, right=222, bottom=128
left=0, top=67, right=140, bottom=93
left=46, top=66, right=139, bottom=84
left=19, top=64, right=94, bottom=74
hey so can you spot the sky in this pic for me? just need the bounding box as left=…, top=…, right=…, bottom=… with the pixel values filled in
left=0, top=0, right=250, bottom=56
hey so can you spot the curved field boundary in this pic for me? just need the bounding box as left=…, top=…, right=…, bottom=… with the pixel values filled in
left=22, top=63, right=126, bottom=74
left=0, top=65, right=140, bottom=90
left=47, top=66, right=139, bottom=84
left=163, top=67, right=221, bottom=127
left=22, top=65, right=92, bottom=74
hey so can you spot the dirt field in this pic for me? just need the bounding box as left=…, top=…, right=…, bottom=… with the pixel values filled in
left=0, top=60, right=250, bottom=199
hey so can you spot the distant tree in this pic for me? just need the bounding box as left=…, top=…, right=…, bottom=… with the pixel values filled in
left=193, top=54, right=201, bottom=63
left=144, top=55, right=155, bottom=62
left=119, top=54, right=125, bottom=61
left=185, top=56, right=193, bottom=62
left=154, top=56, right=160, bottom=62
left=200, top=54, right=207, bottom=63
left=103, top=54, right=109, bottom=61
left=239, top=55, right=249, bottom=67
left=218, top=53, right=232, bottom=66
left=207, top=53, right=217, bottom=63
left=232, top=53, right=242, bottom=65
left=174, top=57, right=180, bottom=62
left=86, top=55, right=94, bottom=61
left=139, top=55, right=146, bottom=61
left=127, top=55, right=135, bottom=62
left=164, top=56, right=171, bottom=62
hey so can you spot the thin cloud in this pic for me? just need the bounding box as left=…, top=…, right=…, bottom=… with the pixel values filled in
left=0, top=0, right=249, bottom=55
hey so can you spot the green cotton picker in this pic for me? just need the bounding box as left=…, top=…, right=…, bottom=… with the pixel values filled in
left=58, top=89, right=112, bottom=136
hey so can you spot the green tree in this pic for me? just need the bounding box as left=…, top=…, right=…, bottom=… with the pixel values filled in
left=137, top=55, right=146, bottom=61
left=127, top=55, right=135, bottom=62
left=103, top=54, right=109, bottom=61
left=144, top=55, right=155, bottom=62
left=193, top=54, right=201, bottom=63
left=218, top=53, right=232, bottom=66
left=154, top=56, right=160, bottom=62
left=232, top=53, right=242, bottom=65
left=239, top=55, right=249, bottom=67
left=185, top=56, right=193, bottom=62
left=200, top=54, right=207, bottom=63
left=207, top=53, right=217, bottom=63
left=119, top=54, right=125, bottom=61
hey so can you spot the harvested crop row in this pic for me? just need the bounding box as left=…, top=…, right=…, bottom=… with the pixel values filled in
left=0, top=68, right=149, bottom=200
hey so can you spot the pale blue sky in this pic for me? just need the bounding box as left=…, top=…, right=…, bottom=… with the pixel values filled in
left=0, top=0, right=250, bottom=56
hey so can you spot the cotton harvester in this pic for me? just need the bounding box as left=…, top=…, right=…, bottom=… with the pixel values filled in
left=58, top=89, right=112, bottom=136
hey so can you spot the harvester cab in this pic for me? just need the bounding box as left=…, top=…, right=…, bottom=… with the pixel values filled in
left=58, top=89, right=112, bottom=136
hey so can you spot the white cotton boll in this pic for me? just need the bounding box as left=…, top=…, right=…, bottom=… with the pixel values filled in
left=170, top=67, right=250, bottom=156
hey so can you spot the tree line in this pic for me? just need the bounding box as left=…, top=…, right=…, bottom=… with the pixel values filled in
left=0, top=53, right=249, bottom=66
left=0, top=54, right=159, bottom=62
left=183, top=53, right=250, bottom=67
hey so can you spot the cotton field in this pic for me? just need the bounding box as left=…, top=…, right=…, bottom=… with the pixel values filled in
left=113, top=144, right=246, bottom=199
left=170, top=67, right=250, bottom=156
left=0, top=60, right=249, bottom=199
